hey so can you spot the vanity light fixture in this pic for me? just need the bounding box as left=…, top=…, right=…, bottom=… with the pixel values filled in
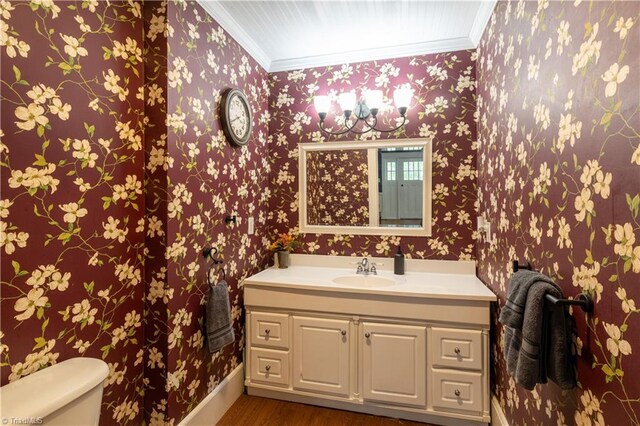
left=313, top=87, right=413, bottom=136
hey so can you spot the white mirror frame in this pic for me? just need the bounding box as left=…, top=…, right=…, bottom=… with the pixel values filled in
left=298, top=138, right=432, bottom=236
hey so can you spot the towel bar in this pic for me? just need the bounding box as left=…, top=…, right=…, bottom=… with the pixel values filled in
left=512, top=259, right=594, bottom=314
left=545, top=293, right=593, bottom=313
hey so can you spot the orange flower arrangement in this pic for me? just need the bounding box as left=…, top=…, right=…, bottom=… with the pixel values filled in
left=270, top=232, right=300, bottom=252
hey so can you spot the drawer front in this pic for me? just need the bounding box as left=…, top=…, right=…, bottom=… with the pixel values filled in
left=250, top=312, right=289, bottom=349
left=250, top=348, right=290, bottom=387
left=431, top=327, right=482, bottom=370
left=431, top=369, right=482, bottom=414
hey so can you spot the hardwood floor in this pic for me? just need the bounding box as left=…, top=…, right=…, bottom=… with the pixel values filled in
left=217, top=394, right=433, bottom=426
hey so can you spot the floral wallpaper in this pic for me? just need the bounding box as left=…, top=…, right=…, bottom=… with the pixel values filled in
left=1, top=1, right=145, bottom=424
left=268, top=51, right=478, bottom=260
left=4, top=1, right=637, bottom=426
left=306, top=149, right=370, bottom=227
left=147, top=1, right=272, bottom=423
left=1, top=0, right=271, bottom=424
left=142, top=1, right=169, bottom=423
left=476, top=1, right=640, bottom=425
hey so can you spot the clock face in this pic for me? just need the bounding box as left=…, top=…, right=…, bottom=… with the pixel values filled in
left=229, top=95, right=249, bottom=138
left=222, top=89, right=252, bottom=146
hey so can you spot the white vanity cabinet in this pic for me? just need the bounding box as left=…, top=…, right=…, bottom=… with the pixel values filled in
left=243, top=260, right=495, bottom=426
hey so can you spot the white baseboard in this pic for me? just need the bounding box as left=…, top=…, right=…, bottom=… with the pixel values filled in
left=491, top=394, right=509, bottom=426
left=178, top=363, right=244, bottom=426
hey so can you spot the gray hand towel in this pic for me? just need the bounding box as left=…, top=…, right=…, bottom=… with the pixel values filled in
left=499, top=270, right=556, bottom=328
left=501, top=272, right=577, bottom=390
left=206, top=280, right=235, bottom=353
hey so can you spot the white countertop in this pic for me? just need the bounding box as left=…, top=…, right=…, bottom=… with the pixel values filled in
left=244, top=262, right=497, bottom=302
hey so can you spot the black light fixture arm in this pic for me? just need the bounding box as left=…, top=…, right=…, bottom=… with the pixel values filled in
left=318, top=112, right=407, bottom=136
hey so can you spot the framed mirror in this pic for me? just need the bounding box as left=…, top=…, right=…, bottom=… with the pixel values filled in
left=299, top=138, right=432, bottom=236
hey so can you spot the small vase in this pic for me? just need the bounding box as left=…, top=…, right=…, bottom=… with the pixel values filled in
left=277, top=250, right=289, bottom=269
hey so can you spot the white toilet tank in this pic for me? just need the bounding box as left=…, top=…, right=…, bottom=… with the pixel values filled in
left=0, top=358, right=109, bottom=426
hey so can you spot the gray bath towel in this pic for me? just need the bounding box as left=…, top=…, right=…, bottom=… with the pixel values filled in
left=500, top=271, right=576, bottom=390
left=206, top=280, right=235, bottom=353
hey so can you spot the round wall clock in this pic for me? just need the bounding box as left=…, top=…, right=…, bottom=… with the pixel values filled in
left=220, top=88, right=253, bottom=147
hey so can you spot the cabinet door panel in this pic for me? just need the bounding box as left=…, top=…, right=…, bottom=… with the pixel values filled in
left=292, top=316, right=350, bottom=396
left=362, top=322, right=426, bottom=406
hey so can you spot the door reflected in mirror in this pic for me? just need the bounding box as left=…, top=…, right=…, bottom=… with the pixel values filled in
left=379, top=147, right=423, bottom=228
left=299, top=139, right=432, bottom=236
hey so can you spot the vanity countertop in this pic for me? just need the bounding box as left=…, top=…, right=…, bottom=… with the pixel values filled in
left=244, top=258, right=497, bottom=302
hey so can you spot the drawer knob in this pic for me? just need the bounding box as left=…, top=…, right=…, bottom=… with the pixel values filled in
left=365, top=332, right=371, bottom=339
left=341, top=330, right=347, bottom=336
left=454, top=389, right=461, bottom=397
left=454, top=347, right=461, bottom=354
left=265, top=365, right=271, bottom=372
left=264, top=329, right=271, bottom=335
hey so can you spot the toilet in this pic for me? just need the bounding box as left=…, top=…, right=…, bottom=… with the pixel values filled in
left=0, top=358, right=109, bottom=425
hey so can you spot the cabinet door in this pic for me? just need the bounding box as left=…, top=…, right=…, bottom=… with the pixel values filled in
left=292, top=316, right=350, bottom=396
left=362, top=322, right=426, bottom=406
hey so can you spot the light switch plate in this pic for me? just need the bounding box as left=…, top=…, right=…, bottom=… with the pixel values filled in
left=248, top=217, right=254, bottom=235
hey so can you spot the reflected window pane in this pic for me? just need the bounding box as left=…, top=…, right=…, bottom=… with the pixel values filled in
left=403, top=160, right=423, bottom=181
left=386, top=161, right=396, bottom=181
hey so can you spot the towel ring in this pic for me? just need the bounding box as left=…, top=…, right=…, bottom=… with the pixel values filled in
left=203, top=247, right=226, bottom=286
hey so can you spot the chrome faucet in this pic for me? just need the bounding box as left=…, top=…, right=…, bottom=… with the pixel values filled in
left=356, top=257, right=377, bottom=275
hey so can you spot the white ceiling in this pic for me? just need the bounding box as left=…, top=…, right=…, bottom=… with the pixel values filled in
left=197, top=1, right=496, bottom=72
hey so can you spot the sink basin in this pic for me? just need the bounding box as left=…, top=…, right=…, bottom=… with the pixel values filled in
left=332, top=275, right=395, bottom=287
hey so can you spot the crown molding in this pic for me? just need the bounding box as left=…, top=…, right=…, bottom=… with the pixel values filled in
left=197, top=0, right=495, bottom=73
left=196, top=0, right=271, bottom=72
left=469, top=0, right=497, bottom=47
left=268, top=37, right=474, bottom=73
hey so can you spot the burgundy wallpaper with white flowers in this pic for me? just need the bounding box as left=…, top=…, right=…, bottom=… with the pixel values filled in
left=476, top=1, right=639, bottom=425
left=145, top=1, right=272, bottom=424
left=2, top=0, right=271, bottom=424
left=3, top=1, right=638, bottom=426
left=1, top=1, right=145, bottom=424
left=306, top=149, right=370, bottom=227
left=142, top=1, right=169, bottom=422
left=268, top=51, right=478, bottom=260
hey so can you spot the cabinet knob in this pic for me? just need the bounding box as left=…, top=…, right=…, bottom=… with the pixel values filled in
left=265, top=365, right=271, bottom=372
left=454, top=389, right=460, bottom=397
left=365, top=332, right=371, bottom=339
left=264, top=329, right=270, bottom=335
left=341, top=330, right=347, bottom=336
left=454, top=347, right=461, bottom=354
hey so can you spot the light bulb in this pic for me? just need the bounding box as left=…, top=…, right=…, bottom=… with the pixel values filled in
left=338, top=92, right=356, bottom=113
left=365, top=90, right=383, bottom=110
left=313, top=95, right=330, bottom=115
left=393, top=87, right=413, bottom=110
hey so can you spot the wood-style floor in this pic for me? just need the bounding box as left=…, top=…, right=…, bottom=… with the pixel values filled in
left=217, top=394, right=432, bottom=426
